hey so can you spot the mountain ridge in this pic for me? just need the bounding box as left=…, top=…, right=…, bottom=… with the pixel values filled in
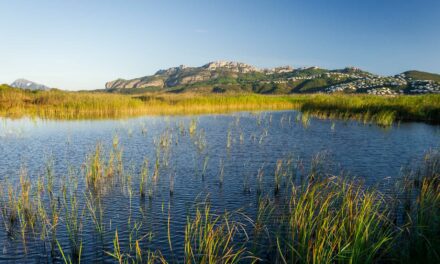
left=105, top=61, right=440, bottom=95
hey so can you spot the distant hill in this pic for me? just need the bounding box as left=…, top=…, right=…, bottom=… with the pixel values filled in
left=403, top=71, right=440, bottom=82
left=10, top=78, right=50, bottom=91
left=105, top=61, right=440, bottom=95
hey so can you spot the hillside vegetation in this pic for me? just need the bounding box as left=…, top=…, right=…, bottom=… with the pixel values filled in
left=404, top=70, right=440, bottom=82
left=104, top=61, right=440, bottom=95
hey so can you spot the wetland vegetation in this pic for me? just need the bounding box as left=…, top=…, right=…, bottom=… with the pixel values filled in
left=1, top=84, right=439, bottom=125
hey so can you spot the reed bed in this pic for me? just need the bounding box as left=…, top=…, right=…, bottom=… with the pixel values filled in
left=299, top=93, right=440, bottom=126
left=1, top=85, right=439, bottom=125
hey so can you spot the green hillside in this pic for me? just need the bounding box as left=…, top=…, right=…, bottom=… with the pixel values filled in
left=404, top=71, right=440, bottom=82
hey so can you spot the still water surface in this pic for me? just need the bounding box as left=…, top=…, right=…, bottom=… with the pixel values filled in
left=0, top=111, right=439, bottom=262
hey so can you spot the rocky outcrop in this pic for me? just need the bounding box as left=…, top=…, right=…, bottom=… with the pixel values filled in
left=10, top=78, right=50, bottom=90
left=105, top=61, right=269, bottom=89
left=202, top=61, right=261, bottom=73
left=105, top=78, right=164, bottom=89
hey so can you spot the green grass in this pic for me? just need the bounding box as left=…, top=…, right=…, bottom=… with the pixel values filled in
left=275, top=178, right=394, bottom=263
left=1, top=84, right=440, bottom=125
left=298, top=94, right=440, bottom=125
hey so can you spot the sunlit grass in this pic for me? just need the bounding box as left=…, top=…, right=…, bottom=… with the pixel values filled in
left=1, top=85, right=439, bottom=125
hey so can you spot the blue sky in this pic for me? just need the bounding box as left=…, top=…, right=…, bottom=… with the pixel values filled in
left=1, top=0, right=439, bottom=90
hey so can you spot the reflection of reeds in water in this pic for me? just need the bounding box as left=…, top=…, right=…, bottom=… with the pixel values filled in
left=226, top=128, right=232, bottom=149
left=256, top=164, right=265, bottom=194
left=202, top=156, right=209, bottom=179
left=169, top=172, right=175, bottom=196
left=189, top=118, right=197, bottom=137
left=218, top=159, right=225, bottom=186
left=139, top=159, right=148, bottom=198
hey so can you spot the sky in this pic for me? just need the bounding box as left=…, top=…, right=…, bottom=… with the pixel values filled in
left=0, top=0, right=439, bottom=90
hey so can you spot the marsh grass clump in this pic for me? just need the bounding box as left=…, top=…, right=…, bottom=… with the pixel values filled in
left=85, top=139, right=123, bottom=191
left=106, top=229, right=167, bottom=264
left=398, top=150, right=440, bottom=263
left=62, top=184, right=84, bottom=259
left=256, top=164, right=265, bottom=194
left=299, top=94, right=440, bottom=126
left=184, top=204, right=255, bottom=263
left=274, top=178, right=395, bottom=264
left=0, top=184, right=18, bottom=236
left=85, top=192, right=105, bottom=235
left=85, top=143, right=105, bottom=189
left=16, top=169, right=39, bottom=246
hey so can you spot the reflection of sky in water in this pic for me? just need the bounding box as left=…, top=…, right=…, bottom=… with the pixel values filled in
left=1, top=112, right=440, bottom=186
left=0, top=112, right=439, bottom=261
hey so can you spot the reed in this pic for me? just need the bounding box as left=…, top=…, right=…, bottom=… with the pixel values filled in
left=0, top=183, right=18, bottom=236
left=140, top=159, right=149, bottom=198
left=184, top=204, right=255, bottom=263
left=274, top=160, right=283, bottom=194
left=107, top=229, right=167, bottom=264
left=62, top=184, right=84, bottom=259
left=57, top=239, right=82, bottom=264
left=17, top=169, right=37, bottom=247
left=399, top=150, right=440, bottom=263
left=107, top=230, right=124, bottom=263
left=274, top=178, right=394, bottom=264
left=85, top=192, right=104, bottom=234
left=85, top=140, right=122, bottom=191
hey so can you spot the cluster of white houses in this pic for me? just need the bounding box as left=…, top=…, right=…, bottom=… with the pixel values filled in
left=367, top=87, right=401, bottom=95
left=326, top=76, right=440, bottom=95
left=408, top=80, right=440, bottom=94
left=258, top=69, right=440, bottom=95
left=326, top=76, right=405, bottom=93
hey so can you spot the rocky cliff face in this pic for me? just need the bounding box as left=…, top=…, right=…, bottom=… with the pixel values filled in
left=106, top=77, right=165, bottom=89
left=202, top=61, right=261, bottom=73
left=105, top=61, right=288, bottom=89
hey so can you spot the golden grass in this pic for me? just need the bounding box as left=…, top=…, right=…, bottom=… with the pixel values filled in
left=1, top=84, right=440, bottom=125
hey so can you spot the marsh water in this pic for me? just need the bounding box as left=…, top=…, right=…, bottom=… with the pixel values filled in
left=0, top=111, right=439, bottom=263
